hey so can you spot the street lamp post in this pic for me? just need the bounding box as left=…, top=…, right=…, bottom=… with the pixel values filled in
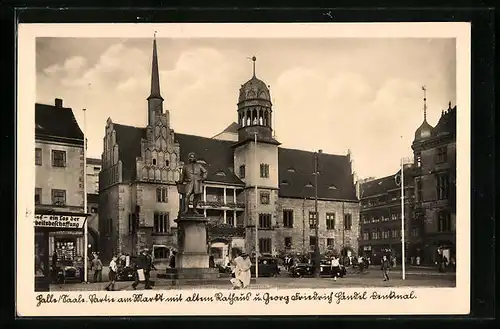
left=313, top=150, right=322, bottom=277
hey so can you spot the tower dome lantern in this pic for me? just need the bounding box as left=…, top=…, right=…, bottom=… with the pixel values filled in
left=237, top=56, right=275, bottom=143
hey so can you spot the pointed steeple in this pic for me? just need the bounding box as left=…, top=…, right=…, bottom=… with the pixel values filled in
left=147, top=32, right=164, bottom=127
left=148, top=32, right=163, bottom=101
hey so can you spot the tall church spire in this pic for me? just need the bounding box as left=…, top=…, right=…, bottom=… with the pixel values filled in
left=147, top=32, right=164, bottom=126
left=148, top=32, right=163, bottom=101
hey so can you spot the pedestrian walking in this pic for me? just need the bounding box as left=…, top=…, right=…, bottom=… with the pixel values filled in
left=91, top=253, right=103, bottom=282
left=358, top=255, right=364, bottom=273
left=132, top=249, right=156, bottom=290
left=330, top=256, right=341, bottom=281
left=230, top=252, right=252, bottom=289
left=105, top=255, right=118, bottom=291
left=381, top=255, right=390, bottom=281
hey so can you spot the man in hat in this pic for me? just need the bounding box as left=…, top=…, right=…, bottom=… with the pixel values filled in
left=179, top=152, right=208, bottom=214
left=132, top=249, right=156, bottom=290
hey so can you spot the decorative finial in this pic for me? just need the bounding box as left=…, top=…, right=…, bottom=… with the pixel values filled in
left=448, top=101, right=452, bottom=109
left=422, top=85, right=427, bottom=121
left=252, top=56, right=256, bottom=77
left=154, top=30, right=157, bottom=39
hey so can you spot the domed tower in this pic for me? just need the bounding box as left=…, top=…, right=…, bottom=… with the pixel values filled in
left=237, top=56, right=276, bottom=143
left=412, top=86, right=434, bottom=167
left=232, top=56, right=280, bottom=256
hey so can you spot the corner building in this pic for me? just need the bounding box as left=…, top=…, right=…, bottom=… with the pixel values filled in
left=99, top=38, right=360, bottom=264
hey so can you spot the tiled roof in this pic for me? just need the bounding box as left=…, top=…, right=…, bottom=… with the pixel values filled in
left=221, top=122, right=239, bottom=134
left=113, top=123, right=146, bottom=182
left=360, top=168, right=413, bottom=198
left=433, top=106, right=456, bottom=137
left=174, top=133, right=245, bottom=186
left=278, top=148, right=357, bottom=201
left=35, top=103, right=84, bottom=143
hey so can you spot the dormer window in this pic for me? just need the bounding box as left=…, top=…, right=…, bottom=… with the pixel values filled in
left=287, top=168, right=296, bottom=173
left=215, top=171, right=226, bottom=177
left=305, top=183, right=314, bottom=188
left=328, top=185, right=337, bottom=190
left=280, top=180, right=290, bottom=186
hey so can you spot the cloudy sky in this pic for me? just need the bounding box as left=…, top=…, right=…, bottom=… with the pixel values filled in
left=36, top=37, right=456, bottom=179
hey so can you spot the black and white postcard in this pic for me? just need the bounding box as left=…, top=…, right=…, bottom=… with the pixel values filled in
left=17, top=22, right=470, bottom=316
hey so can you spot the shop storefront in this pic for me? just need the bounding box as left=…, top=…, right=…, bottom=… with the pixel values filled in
left=34, top=210, right=88, bottom=291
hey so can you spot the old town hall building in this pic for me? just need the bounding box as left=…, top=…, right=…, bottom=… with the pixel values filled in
left=99, top=38, right=360, bottom=264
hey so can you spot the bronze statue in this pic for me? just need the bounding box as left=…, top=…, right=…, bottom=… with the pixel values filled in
left=177, top=152, right=208, bottom=215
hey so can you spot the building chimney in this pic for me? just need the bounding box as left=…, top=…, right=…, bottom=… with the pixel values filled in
left=55, top=98, right=63, bottom=107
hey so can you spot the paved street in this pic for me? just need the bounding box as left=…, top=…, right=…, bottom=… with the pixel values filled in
left=49, top=269, right=455, bottom=291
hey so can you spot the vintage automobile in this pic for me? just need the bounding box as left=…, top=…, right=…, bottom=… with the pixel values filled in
left=250, top=255, right=280, bottom=277
left=55, top=259, right=83, bottom=284
left=290, top=260, right=347, bottom=278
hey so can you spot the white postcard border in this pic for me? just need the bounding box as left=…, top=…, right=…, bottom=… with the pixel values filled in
left=16, top=22, right=471, bottom=316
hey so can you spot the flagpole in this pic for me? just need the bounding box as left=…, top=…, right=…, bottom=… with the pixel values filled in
left=401, top=157, right=406, bottom=280
left=254, top=132, right=259, bottom=279
left=83, top=108, right=88, bottom=283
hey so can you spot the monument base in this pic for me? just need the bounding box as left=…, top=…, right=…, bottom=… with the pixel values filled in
left=164, top=267, right=219, bottom=280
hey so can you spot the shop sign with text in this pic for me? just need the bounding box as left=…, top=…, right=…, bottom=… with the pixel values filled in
left=34, top=214, right=87, bottom=229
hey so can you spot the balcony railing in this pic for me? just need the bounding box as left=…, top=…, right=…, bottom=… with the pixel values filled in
left=197, top=201, right=245, bottom=209
left=207, top=222, right=245, bottom=238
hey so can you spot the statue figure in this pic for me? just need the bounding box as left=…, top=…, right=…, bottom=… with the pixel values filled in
left=177, top=152, right=208, bottom=215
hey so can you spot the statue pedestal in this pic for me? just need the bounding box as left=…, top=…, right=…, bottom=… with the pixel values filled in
left=168, top=213, right=219, bottom=281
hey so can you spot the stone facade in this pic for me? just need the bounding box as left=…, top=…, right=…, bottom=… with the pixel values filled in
left=276, top=197, right=360, bottom=256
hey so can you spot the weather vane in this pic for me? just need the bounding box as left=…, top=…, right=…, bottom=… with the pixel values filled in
left=247, top=56, right=257, bottom=77
left=422, top=85, right=427, bottom=120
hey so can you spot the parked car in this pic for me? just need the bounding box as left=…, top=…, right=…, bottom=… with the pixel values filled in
left=290, top=260, right=346, bottom=278
left=56, top=260, right=83, bottom=284
left=250, top=255, right=280, bottom=277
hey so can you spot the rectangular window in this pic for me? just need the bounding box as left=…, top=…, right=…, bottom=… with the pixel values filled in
left=258, top=213, right=272, bottom=228
left=156, top=187, right=168, bottom=203
left=108, top=218, right=113, bottom=235
left=438, top=211, right=451, bottom=232
left=284, top=237, right=292, bottom=249
left=436, top=146, right=448, bottom=164
left=154, top=212, right=169, bottom=234
left=227, top=215, right=235, bottom=227
left=382, top=231, right=390, bottom=239
left=436, top=174, right=449, bottom=200
left=391, top=229, right=399, bottom=238
left=128, top=213, right=134, bottom=234
left=372, top=231, right=379, bottom=240
left=259, top=238, right=272, bottom=254
left=411, top=228, right=419, bottom=237
left=415, top=178, right=423, bottom=202
left=239, top=165, right=245, bottom=178
left=309, top=236, right=317, bottom=247
left=326, top=212, right=336, bottom=230
left=35, top=148, right=42, bottom=166
left=363, top=232, right=369, bottom=240
left=260, top=191, right=270, bottom=204
left=260, top=163, right=269, bottom=178
left=344, top=213, right=352, bottom=230
left=391, top=213, right=398, bottom=220
left=309, top=211, right=317, bottom=229
left=35, top=188, right=41, bottom=205
left=283, top=209, right=293, bottom=228
left=51, top=189, right=66, bottom=206
left=51, top=150, right=66, bottom=167
left=327, top=238, right=334, bottom=247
